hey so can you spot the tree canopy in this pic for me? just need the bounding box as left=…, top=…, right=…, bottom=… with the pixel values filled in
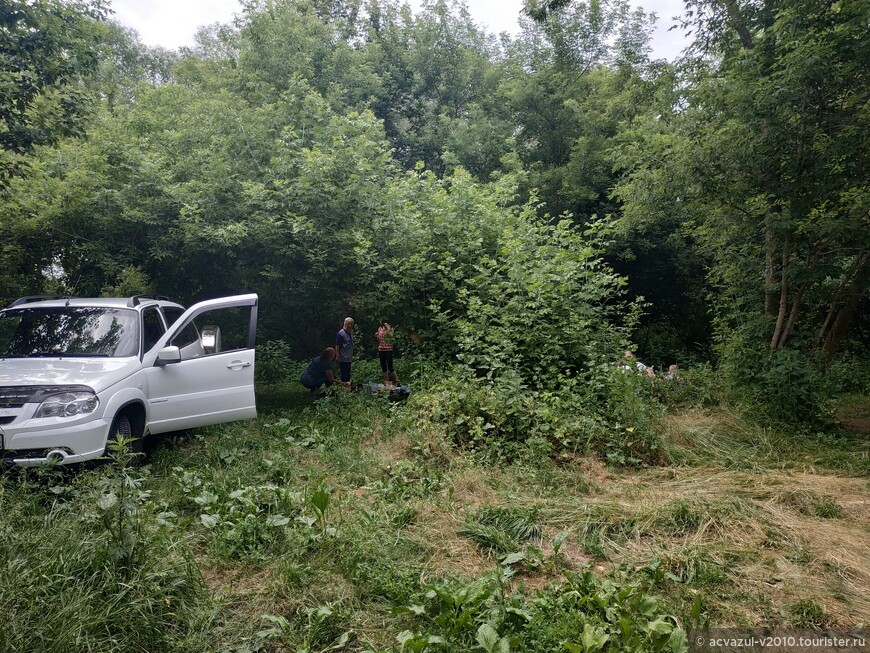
left=0, top=0, right=867, bottom=423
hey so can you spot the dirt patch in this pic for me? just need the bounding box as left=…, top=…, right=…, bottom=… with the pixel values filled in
left=837, top=417, right=870, bottom=435
left=835, top=397, right=870, bottom=434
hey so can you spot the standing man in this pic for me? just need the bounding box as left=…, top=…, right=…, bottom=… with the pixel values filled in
left=335, top=317, right=354, bottom=383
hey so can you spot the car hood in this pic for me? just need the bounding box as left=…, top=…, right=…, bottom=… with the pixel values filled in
left=0, top=357, right=139, bottom=393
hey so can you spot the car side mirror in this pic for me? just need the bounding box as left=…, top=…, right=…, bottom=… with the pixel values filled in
left=154, top=345, right=182, bottom=366
left=201, top=325, right=221, bottom=354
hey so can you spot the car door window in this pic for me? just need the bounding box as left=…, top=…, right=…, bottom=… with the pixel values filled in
left=162, top=307, right=184, bottom=331
left=171, top=305, right=255, bottom=361
left=141, top=307, right=165, bottom=353
left=163, top=306, right=201, bottom=354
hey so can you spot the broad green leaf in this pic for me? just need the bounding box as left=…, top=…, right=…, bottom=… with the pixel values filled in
left=200, top=513, right=219, bottom=529
left=476, top=623, right=500, bottom=652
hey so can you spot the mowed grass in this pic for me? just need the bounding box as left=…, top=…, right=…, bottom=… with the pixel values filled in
left=0, top=379, right=867, bottom=652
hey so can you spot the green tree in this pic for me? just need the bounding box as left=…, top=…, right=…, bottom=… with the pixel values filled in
left=617, top=0, right=870, bottom=420
left=0, top=0, right=108, bottom=184
left=685, top=0, right=870, bottom=358
left=91, top=21, right=177, bottom=111
left=505, top=0, right=662, bottom=220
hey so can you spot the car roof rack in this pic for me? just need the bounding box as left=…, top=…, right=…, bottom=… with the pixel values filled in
left=128, top=294, right=173, bottom=307
left=8, top=295, right=81, bottom=307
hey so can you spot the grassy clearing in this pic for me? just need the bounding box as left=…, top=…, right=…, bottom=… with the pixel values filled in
left=0, top=379, right=867, bottom=651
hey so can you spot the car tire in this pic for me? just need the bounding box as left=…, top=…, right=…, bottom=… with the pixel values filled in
left=105, top=412, right=143, bottom=458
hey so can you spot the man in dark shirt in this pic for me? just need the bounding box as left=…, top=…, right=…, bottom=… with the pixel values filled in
left=300, top=348, right=343, bottom=392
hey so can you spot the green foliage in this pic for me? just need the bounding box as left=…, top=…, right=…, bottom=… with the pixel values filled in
left=175, top=466, right=308, bottom=562
left=416, top=363, right=669, bottom=466
left=616, top=0, right=870, bottom=423
left=256, top=605, right=353, bottom=653
left=0, top=0, right=108, bottom=184
left=602, top=369, right=667, bottom=465
left=824, top=350, right=870, bottom=396
left=647, top=363, right=720, bottom=410
left=373, top=459, right=444, bottom=501
left=720, top=339, right=832, bottom=430
left=476, top=506, right=542, bottom=542
left=100, top=265, right=154, bottom=297
left=459, top=506, right=542, bottom=557
left=786, top=599, right=828, bottom=629
left=0, top=451, right=207, bottom=652
left=393, top=569, right=688, bottom=653
left=254, top=339, right=296, bottom=385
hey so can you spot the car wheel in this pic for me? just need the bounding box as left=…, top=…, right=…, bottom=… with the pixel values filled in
left=105, top=412, right=143, bottom=458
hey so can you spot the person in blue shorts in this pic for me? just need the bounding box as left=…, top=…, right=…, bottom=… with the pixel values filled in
left=300, top=348, right=345, bottom=392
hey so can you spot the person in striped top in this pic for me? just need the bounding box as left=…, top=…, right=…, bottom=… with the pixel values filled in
left=376, top=321, right=400, bottom=387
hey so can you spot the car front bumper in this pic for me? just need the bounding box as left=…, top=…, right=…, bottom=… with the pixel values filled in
left=1, top=417, right=109, bottom=466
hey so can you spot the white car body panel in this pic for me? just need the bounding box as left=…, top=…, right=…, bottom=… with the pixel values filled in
left=145, top=352, right=257, bottom=433
left=0, top=358, right=139, bottom=391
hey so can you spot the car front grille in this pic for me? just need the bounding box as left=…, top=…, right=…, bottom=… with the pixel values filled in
left=0, top=387, right=34, bottom=407
left=0, top=388, right=36, bottom=426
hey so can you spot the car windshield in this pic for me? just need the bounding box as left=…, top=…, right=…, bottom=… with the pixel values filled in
left=0, top=307, right=140, bottom=358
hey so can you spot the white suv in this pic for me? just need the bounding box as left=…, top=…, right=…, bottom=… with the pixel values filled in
left=0, top=293, right=258, bottom=466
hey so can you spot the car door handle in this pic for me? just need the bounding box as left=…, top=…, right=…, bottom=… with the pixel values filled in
left=226, top=360, right=252, bottom=370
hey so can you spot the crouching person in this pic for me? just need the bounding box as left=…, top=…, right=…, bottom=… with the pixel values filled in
left=300, top=348, right=346, bottom=393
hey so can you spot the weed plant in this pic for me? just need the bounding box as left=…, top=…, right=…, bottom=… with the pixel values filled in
left=417, top=365, right=670, bottom=466
left=393, top=568, right=689, bottom=652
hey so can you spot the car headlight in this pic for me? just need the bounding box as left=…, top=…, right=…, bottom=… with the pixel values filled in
left=35, top=391, right=100, bottom=418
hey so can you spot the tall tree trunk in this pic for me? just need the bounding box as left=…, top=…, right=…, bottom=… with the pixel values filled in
left=764, top=226, right=777, bottom=315
left=823, top=256, right=869, bottom=359
left=719, top=0, right=755, bottom=49
left=778, top=285, right=803, bottom=348
left=819, top=248, right=866, bottom=345
left=770, top=236, right=790, bottom=349
left=778, top=239, right=827, bottom=348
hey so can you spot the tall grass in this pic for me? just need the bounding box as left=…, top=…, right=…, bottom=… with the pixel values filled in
left=0, top=373, right=864, bottom=650
left=0, top=453, right=210, bottom=653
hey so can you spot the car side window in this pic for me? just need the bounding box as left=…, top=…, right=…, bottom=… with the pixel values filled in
left=188, top=306, right=254, bottom=354
left=141, top=307, right=165, bottom=353
left=169, top=305, right=255, bottom=361
left=163, top=306, right=199, bottom=349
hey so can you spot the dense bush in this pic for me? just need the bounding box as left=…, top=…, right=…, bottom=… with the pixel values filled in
left=415, top=365, right=668, bottom=466
left=255, top=339, right=297, bottom=385
left=824, top=348, right=870, bottom=396
left=648, top=362, right=721, bottom=409
left=718, top=336, right=833, bottom=431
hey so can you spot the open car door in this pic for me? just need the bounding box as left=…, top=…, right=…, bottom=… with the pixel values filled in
left=145, top=294, right=257, bottom=434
